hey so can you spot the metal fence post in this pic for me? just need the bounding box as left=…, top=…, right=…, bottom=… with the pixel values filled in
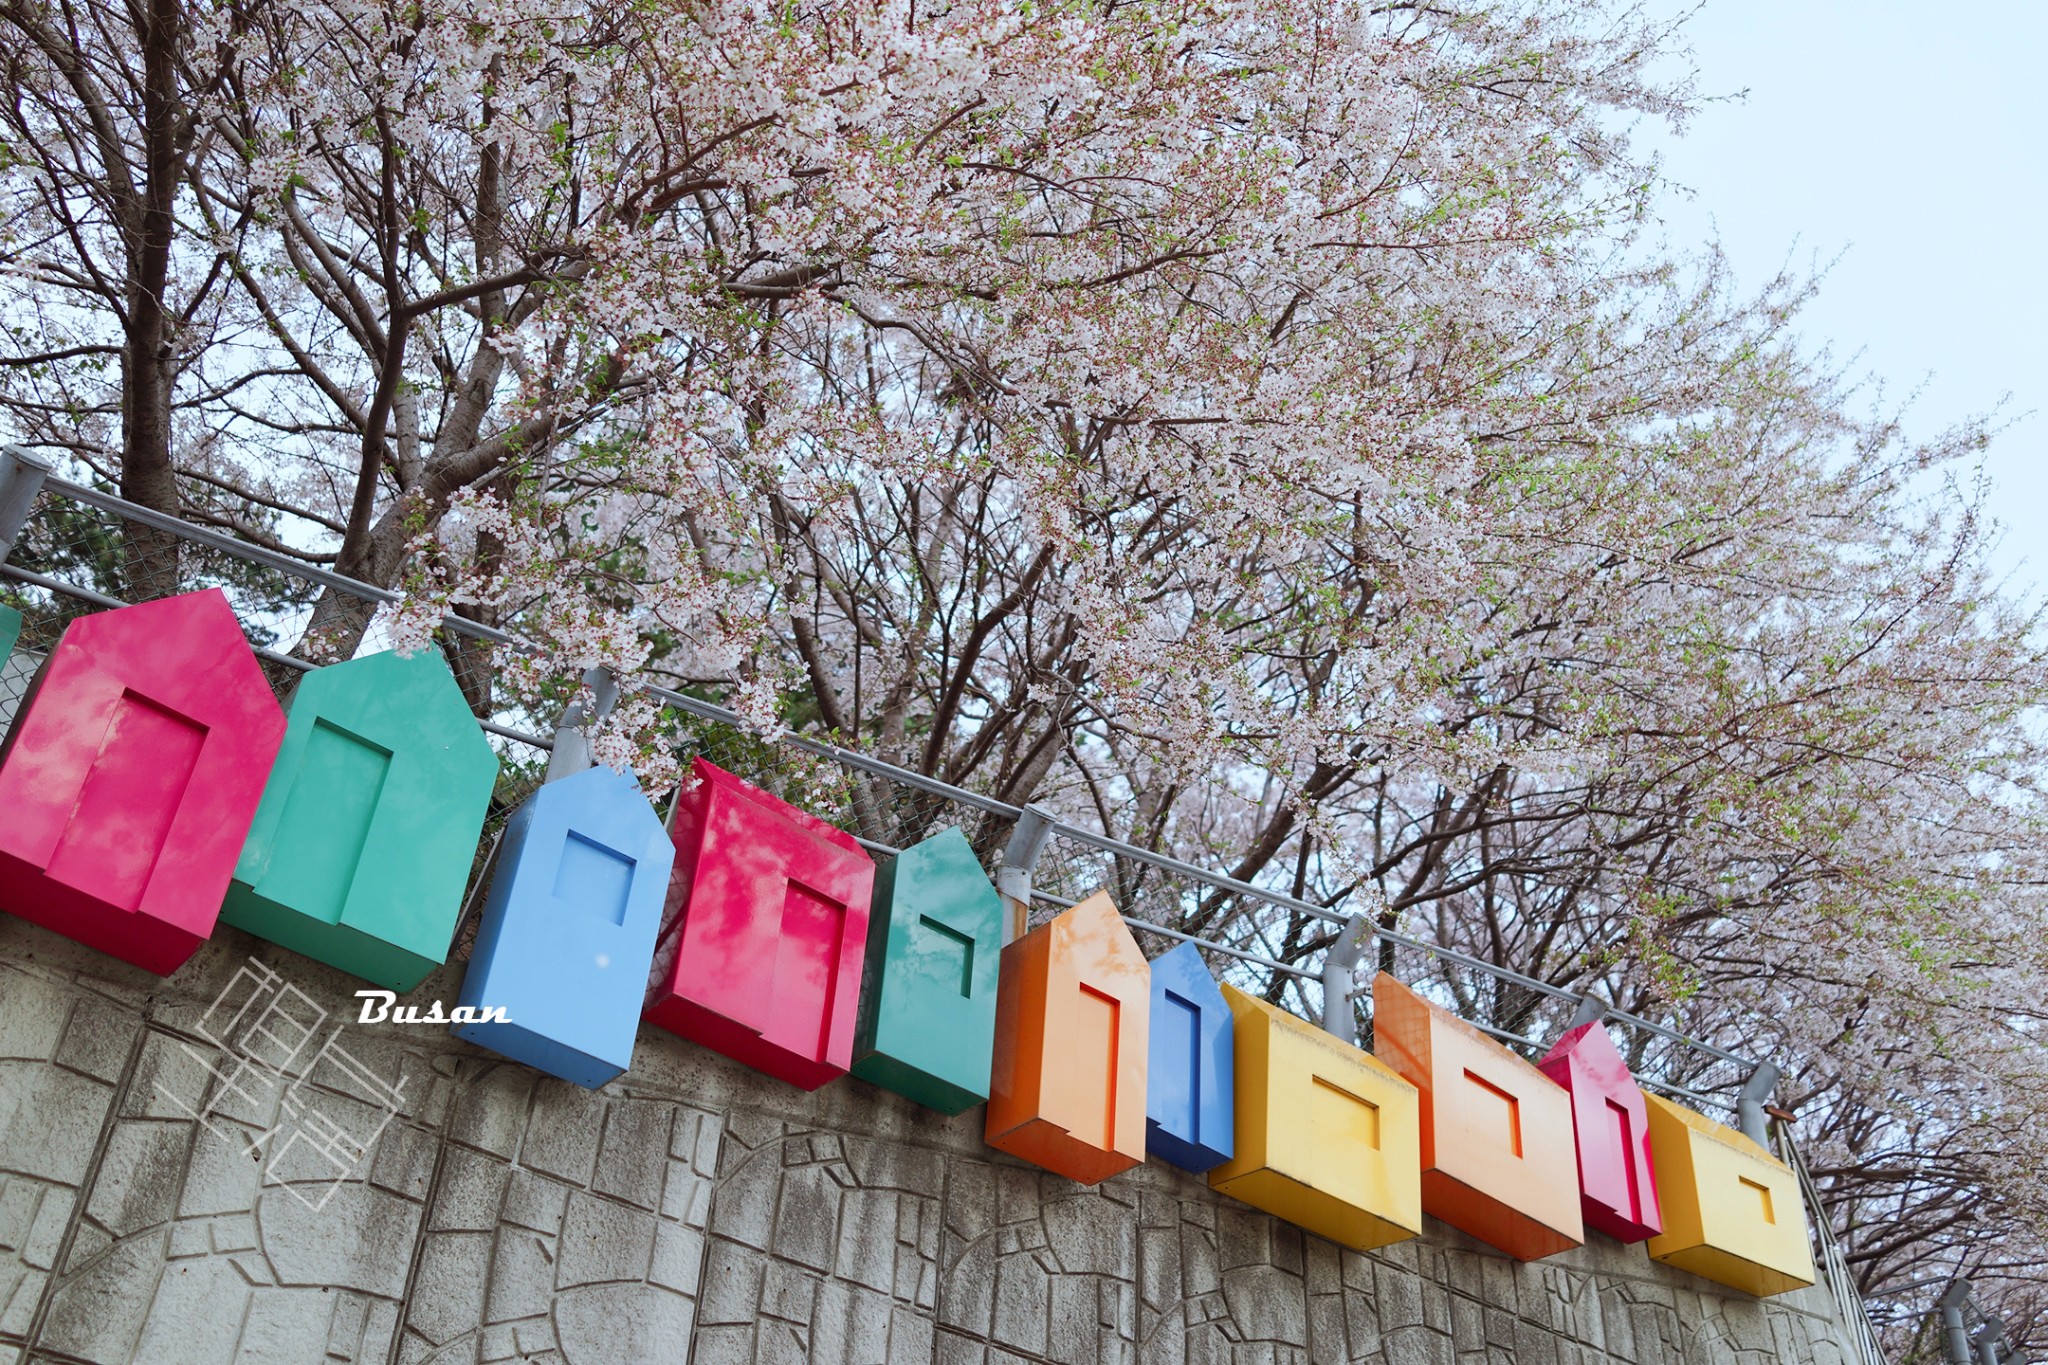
left=544, top=666, right=619, bottom=783
left=0, top=446, right=53, bottom=563
left=1320, top=915, right=1373, bottom=1043
left=995, top=805, right=1054, bottom=944
left=1568, top=992, right=1610, bottom=1029
left=1737, top=1060, right=1782, bottom=1147
left=1939, top=1279, right=1975, bottom=1363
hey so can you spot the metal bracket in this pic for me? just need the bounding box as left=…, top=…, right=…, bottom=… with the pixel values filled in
left=544, top=666, right=620, bottom=782
left=0, top=446, right=53, bottom=563
left=1320, top=914, right=1374, bottom=1042
left=995, top=805, right=1055, bottom=944
left=1568, top=992, right=1611, bottom=1030
left=1737, top=1060, right=1782, bottom=1147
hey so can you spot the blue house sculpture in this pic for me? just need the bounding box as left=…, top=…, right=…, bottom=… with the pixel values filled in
left=452, top=765, right=674, bottom=1087
left=1145, top=939, right=1236, bottom=1171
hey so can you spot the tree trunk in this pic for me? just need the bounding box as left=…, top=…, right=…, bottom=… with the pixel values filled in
left=117, top=0, right=183, bottom=602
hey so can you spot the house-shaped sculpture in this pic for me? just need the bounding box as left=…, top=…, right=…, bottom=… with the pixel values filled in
left=850, top=827, right=1004, bottom=1114
left=985, top=891, right=1150, bottom=1185
left=1207, top=984, right=1422, bottom=1250
left=1643, top=1094, right=1816, bottom=1296
left=1373, top=973, right=1586, bottom=1260
left=453, top=764, right=674, bottom=1088
left=1144, top=940, right=1235, bottom=1172
left=1537, top=1019, right=1663, bottom=1242
left=223, top=648, right=500, bottom=991
left=645, top=758, right=875, bottom=1091
left=0, top=589, right=284, bottom=974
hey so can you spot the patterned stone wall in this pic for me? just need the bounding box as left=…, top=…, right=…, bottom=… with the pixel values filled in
left=0, top=919, right=1864, bottom=1365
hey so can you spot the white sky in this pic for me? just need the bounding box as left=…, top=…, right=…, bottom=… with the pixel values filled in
left=1641, top=0, right=2048, bottom=600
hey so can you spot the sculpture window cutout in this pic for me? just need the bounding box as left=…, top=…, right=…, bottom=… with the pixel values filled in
left=1741, top=1176, right=1775, bottom=1223
left=919, top=915, right=975, bottom=998
left=646, top=758, right=875, bottom=1092
left=556, top=832, right=633, bottom=926
left=0, top=590, right=284, bottom=975
left=223, top=648, right=498, bottom=991
left=1465, top=1069, right=1522, bottom=1157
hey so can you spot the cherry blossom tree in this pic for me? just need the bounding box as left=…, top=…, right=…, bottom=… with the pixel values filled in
left=1, top=0, right=2042, bottom=1351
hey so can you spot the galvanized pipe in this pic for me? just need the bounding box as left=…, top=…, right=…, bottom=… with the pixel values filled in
left=1319, top=915, right=1373, bottom=1042
left=1938, top=1279, right=1975, bottom=1364
left=1737, top=1061, right=1782, bottom=1147
left=544, top=666, right=619, bottom=782
left=1568, top=993, right=1611, bottom=1030
left=995, top=805, right=1055, bottom=944
left=0, top=446, right=52, bottom=561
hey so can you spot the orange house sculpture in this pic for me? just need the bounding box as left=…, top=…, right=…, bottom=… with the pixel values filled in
left=985, top=892, right=1149, bottom=1184
left=1372, top=973, right=1585, bottom=1260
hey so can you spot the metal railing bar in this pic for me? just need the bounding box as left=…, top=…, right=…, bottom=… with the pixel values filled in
left=1123, top=916, right=1321, bottom=979
left=1377, top=926, right=1755, bottom=1068
left=1037, top=825, right=1759, bottom=1072
left=253, top=645, right=314, bottom=672
left=1782, top=1126, right=1891, bottom=1364
left=478, top=719, right=554, bottom=750
left=43, top=475, right=402, bottom=603
left=1638, top=1075, right=1730, bottom=1112
left=647, top=685, right=1027, bottom=819
left=2, top=561, right=557, bottom=751
left=0, top=561, right=126, bottom=611
left=13, top=480, right=1763, bottom=1086
left=39, top=474, right=526, bottom=647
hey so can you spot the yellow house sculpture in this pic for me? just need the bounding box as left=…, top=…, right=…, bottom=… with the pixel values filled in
left=1206, top=984, right=1423, bottom=1251
left=1643, top=1093, right=1817, bottom=1297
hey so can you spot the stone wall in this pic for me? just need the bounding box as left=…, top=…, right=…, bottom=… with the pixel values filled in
left=0, top=919, right=1864, bottom=1365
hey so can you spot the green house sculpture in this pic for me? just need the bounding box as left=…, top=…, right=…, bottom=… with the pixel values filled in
left=222, top=647, right=499, bottom=990
left=850, top=827, right=1005, bottom=1114
left=0, top=603, right=19, bottom=668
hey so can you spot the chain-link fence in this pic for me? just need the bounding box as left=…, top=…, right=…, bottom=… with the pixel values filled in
left=0, top=456, right=1792, bottom=1107
left=0, top=452, right=1888, bottom=1363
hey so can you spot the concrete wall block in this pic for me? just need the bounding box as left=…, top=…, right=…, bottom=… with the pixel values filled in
left=0, top=936, right=1876, bottom=1365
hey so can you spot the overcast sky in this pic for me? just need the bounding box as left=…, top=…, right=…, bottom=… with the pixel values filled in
left=1641, top=0, right=2047, bottom=600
